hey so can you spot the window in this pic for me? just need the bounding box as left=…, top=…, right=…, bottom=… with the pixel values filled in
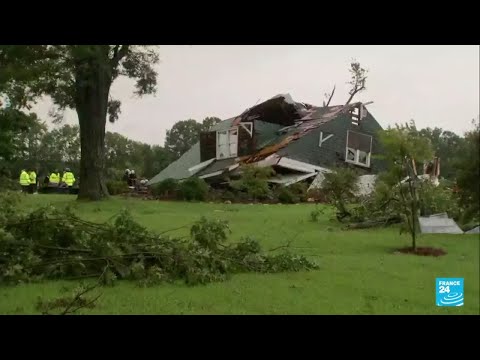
left=351, top=107, right=360, bottom=125
left=349, top=104, right=367, bottom=125
left=216, top=127, right=238, bottom=159
left=345, top=130, right=372, bottom=167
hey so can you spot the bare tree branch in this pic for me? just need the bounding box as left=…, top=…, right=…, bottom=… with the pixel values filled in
left=345, top=61, right=368, bottom=105
left=326, top=84, right=336, bottom=106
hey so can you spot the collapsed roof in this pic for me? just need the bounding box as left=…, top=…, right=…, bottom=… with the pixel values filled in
left=148, top=94, right=379, bottom=186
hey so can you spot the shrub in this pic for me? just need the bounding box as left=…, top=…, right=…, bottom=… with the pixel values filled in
left=321, top=167, right=359, bottom=220
left=106, top=180, right=129, bottom=195
left=418, top=181, right=461, bottom=220
left=274, top=183, right=308, bottom=204
left=277, top=186, right=297, bottom=204
left=306, top=188, right=328, bottom=203
left=310, top=207, right=326, bottom=222
left=289, top=182, right=308, bottom=201
left=0, top=177, right=19, bottom=192
left=221, top=190, right=236, bottom=202
left=151, top=178, right=178, bottom=199
left=231, top=165, right=275, bottom=202
left=177, top=177, right=209, bottom=201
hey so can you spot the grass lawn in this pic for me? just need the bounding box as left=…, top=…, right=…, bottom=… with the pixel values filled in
left=1, top=194, right=478, bottom=315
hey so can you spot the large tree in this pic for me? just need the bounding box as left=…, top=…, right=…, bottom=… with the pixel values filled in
left=0, top=45, right=159, bottom=200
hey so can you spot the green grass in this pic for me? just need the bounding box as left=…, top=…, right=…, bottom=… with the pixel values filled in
left=1, top=194, right=478, bottom=315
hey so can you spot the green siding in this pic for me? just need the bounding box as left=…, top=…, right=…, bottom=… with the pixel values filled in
left=278, top=111, right=386, bottom=173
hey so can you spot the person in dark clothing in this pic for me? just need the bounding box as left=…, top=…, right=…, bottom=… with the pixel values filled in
left=129, top=169, right=137, bottom=189
left=123, top=169, right=130, bottom=185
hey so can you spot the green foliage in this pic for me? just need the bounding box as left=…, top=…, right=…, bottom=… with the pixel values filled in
left=0, top=45, right=161, bottom=200
left=191, top=217, right=230, bottom=250
left=322, top=167, right=359, bottom=219
left=376, top=122, right=434, bottom=249
left=36, top=281, right=101, bottom=315
left=0, top=108, right=37, bottom=161
left=177, top=177, right=209, bottom=201
left=106, top=181, right=130, bottom=195
left=418, top=181, right=461, bottom=219
left=310, top=207, right=326, bottom=222
left=276, top=183, right=309, bottom=204
left=418, top=127, right=465, bottom=180
left=151, top=178, right=179, bottom=198
left=221, top=190, right=236, bottom=202
left=0, top=176, right=18, bottom=192
left=0, top=113, right=171, bottom=185
left=379, top=121, right=434, bottom=176
left=0, top=191, right=21, bottom=226
left=277, top=187, right=297, bottom=204
left=454, top=120, right=479, bottom=222
left=231, top=165, right=275, bottom=201
left=0, top=205, right=318, bottom=286
left=346, top=60, right=368, bottom=104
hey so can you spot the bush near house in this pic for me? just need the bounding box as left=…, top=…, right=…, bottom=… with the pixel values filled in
left=418, top=181, right=461, bottom=219
left=276, top=182, right=309, bottom=204
left=321, top=167, right=360, bottom=221
left=106, top=180, right=130, bottom=195
left=177, top=177, right=210, bottom=202
left=151, top=178, right=179, bottom=199
left=230, top=165, right=275, bottom=202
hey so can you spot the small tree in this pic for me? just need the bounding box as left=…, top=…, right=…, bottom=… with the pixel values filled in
left=231, top=165, right=275, bottom=202
left=379, top=121, right=433, bottom=250
left=321, top=167, right=359, bottom=221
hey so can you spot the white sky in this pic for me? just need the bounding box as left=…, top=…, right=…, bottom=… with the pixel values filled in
left=33, top=45, right=479, bottom=146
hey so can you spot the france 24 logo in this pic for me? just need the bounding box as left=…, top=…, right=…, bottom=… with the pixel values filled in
left=436, top=278, right=464, bottom=307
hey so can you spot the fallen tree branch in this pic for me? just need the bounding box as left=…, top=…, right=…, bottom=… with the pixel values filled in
left=60, top=264, right=108, bottom=315
left=343, top=216, right=402, bottom=230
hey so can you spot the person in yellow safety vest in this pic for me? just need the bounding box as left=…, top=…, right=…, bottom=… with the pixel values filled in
left=28, top=168, right=37, bottom=194
left=62, top=168, right=75, bottom=188
left=49, top=169, right=60, bottom=185
left=19, top=169, right=30, bottom=193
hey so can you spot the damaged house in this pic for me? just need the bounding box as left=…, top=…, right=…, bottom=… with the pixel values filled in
left=148, top=94, right=386, bottom=190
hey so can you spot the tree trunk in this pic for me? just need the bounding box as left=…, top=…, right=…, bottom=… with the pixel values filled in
left=77, top=109, right=109, bottom=200
left=74, top=50, right=112, bottom=201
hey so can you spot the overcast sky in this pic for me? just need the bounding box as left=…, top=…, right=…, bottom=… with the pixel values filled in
left=33, top=45, right=479, bottom=146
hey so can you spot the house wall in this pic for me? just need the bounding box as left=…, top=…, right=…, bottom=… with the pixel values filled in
left=277, top=110, right=387, bottom=174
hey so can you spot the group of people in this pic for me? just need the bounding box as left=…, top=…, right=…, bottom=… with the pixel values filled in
left=19, top=168, right=76, bottom=194
left=123, top=169, right=138, bottom=187
left=19, top=168, right=38, bottom=194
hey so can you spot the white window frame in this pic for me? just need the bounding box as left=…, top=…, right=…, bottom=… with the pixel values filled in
left=216, top=126, right=239, bottom=159
left=345, top=130, right=372, bottom=168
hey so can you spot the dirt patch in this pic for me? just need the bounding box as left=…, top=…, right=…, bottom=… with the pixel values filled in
left=395, top=246, right=447, bottom=257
